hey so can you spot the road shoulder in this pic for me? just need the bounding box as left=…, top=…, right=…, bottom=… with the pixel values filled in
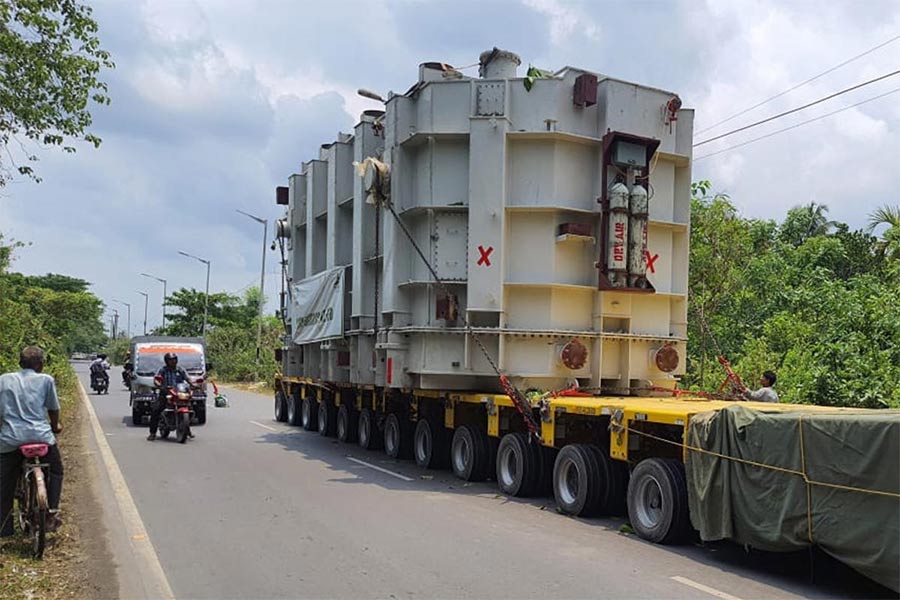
left=77, top=380, right=174, bottom=599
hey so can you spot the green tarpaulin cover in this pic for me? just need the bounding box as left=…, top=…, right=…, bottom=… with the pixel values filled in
left=686, top=405, right=900, bottom=592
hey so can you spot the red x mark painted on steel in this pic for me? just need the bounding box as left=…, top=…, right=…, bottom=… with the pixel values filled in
left=477, top=245, right=493, bottom=267
left=645, top=250, right=659, bottom=274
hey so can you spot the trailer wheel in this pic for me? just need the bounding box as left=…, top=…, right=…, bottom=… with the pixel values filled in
left=627, top=458, right=691, bottom=544
left=286, top=393, right=301, bottom=426
left=132, top=405, right=143, bottom=427
left=450, top=425, right=492, bottom=482
left=496, top=433, right=543, bottom=497
left=337, top=405, right=358, bottom=443
left=588, top=445, right=628, bottom=516
left=274, top=391, right=288, bottom=422
left=301, top=397, right=318, bottom=431
left=358, top=408, right=382, bottom=450
left=414, top=418, right=448, bottom=469
left=318, top=399, right=337, bottom=437
left=553, top=444, right=604, bottom=517
left=384, top=413, right=411, bottom=459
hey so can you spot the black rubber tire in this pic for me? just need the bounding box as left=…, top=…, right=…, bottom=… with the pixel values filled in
left=588, top=445, right=628, bottom=516
left=553, top=444, right=605, bottom=517
left=450, top=425, right=491, bottom=482
left=274, top=391, right=288, bottom=422
left=383, top=413, right=412, bottom=459
left=287, top=393, right=302, bottom=426
left=627, top=457, right=691, bottom=544
left=496, top=433, right=544, bottom=497
left=318, top=400, right=337, bottom=437
left=358, top=408, right=382, bottom=450
left=32, top=506, right=46, bottom=559
left=301, top=397, right=319, bottom=431
left=132, top=406, right=143, bottom=427
left=337, top=404, right=358, bottom=443
left=177, top=412, right=190, bottom=443
left=195, top=406, right=207, bottom=426
left=414, top=418, right=449, bottom=469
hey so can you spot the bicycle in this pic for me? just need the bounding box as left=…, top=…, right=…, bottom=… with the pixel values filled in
left=13, top=443, right=51, bottom=558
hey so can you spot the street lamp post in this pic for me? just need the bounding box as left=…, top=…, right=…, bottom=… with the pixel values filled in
left=140, top=273, right=168, bottom=331
left=137, top=291, right=149, bottom=335
left=236, top=209, right=268, bottom=373
left=178, top=251, right=211, bottom=336
left=113, top=300, right=131, bottom=339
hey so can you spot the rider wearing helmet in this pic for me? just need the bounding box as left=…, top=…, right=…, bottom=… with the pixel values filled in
left=89, top=353, right=110, bottom=389
left=147, top=352, right=191, bottom=441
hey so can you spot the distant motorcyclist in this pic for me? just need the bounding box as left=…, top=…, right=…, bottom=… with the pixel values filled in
left=147, top=353, right=191, bottom=441
left=122, top=351, right=134, bottom=387
left=89, top=354, right=110, bottom=389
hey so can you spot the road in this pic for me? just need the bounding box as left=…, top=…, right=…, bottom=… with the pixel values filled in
left=75, top=362, right=891, bottom=600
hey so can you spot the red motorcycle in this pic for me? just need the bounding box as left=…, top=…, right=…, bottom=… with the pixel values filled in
left=153, top=379, right=199, bottom=443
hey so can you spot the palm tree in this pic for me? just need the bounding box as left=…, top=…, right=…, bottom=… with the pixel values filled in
left=779, top=202, right=838, bottom=246
left=867, top=204, right=900, bottom=262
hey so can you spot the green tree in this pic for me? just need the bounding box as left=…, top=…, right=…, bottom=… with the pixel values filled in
left=778, top=202, right=837, bottom=246
left=867, top=204, right=900, bottom=263
left=162, top=288, right=258, bottom=336
left=0, top=0, right=114, bottom=185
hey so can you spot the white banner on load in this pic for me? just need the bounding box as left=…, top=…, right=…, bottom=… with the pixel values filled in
left=291, top=267, right=344, bottom=344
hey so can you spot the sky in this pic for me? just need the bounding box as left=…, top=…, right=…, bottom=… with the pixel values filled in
left=1, top=0, right=898, bottom=335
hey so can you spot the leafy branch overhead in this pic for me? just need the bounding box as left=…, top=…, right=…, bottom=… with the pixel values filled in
left=0, top=0, right=114, bottom=185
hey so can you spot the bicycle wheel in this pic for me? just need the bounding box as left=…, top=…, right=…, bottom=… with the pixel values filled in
left=29, top=469, right=48, bottom=558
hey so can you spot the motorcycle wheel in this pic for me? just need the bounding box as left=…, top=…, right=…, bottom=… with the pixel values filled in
left=177, top=412, right=190, bottom=444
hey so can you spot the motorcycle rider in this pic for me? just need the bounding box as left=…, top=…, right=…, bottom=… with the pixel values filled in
left=147, top=353, right=191, bottom=441
left=122, top=351, right=134, bottom=387
left=89, top=353, right=110, bottom=390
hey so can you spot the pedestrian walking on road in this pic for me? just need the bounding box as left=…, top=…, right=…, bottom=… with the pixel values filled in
left=0, top=346, right=64, bottom=536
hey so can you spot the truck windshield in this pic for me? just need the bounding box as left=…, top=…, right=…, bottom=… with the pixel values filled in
left=135, top=352, right=205, bottom=375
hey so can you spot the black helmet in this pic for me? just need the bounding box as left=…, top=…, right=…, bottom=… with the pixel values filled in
left=164, top=352, right=178, bottom=362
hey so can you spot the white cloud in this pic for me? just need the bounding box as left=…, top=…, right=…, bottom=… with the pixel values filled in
left=521, top=0, right=600, bottom=45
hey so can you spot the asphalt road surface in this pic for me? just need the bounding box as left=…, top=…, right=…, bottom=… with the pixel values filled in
left=75, top=363, right=892, bottom=599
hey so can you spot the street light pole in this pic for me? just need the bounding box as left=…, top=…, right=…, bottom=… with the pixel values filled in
left=113, top=299, right=131, bottom=339
left=141, top=273, right=168, bottom=331
left=178, top=251, right=211, bottom=336
left=137, top=291, right=149, bottom=335
left=236, top=209, right=268, bottom=373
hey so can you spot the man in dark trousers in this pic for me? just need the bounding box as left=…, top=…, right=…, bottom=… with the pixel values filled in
left=147, top=352, right=191, bottom=441
left=0, top=346, right=64, bottom=536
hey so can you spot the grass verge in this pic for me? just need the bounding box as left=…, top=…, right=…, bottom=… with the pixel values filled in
left=0, top=367, right=89, bottom=599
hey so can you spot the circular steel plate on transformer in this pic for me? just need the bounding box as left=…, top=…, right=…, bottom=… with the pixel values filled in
left=654, top=345, right=679, bottom=373
left=561, top=339, right=588, bottom=370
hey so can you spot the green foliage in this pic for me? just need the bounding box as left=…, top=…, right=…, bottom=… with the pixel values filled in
left=162, top=286, right=281, bottom=383
left=0, top=0, right=114, bottom=185
left=523, top=65, right=553, bottom=92
left=687, top=184, right=899, bottom=408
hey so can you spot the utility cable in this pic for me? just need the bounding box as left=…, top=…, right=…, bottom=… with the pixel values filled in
left=694, top=85, right=900, bottom=161
left=694, top=68, right=900, bottom=147
left=697, top=32, right=900, bottom=134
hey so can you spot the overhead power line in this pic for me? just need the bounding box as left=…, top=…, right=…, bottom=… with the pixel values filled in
left=697, top=32, right=900, bottom=135
left=694, top=68, right=900, bottom=147
left=694, top=86, right=900, bottom=161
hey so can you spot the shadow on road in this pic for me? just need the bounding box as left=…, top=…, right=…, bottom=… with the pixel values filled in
left=253, top=424, right=895, bottom=600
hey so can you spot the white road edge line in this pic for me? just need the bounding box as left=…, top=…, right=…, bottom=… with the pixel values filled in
left=672, top=576, right=745, bottom=600
left=78, top=381, right=175, bottom=600
left=346, top=456, right=415, bottom=482
left=249, top=420, right=279, bottom=432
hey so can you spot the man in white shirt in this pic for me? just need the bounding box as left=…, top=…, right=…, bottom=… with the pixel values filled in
left=0, top=346, right=64, bottom=537
left=743, top=370, right=779, bottom=403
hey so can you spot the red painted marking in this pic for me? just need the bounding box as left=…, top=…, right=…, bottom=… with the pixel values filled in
left=477, top=245, right=494, bottom=267
left=386, top=357, right=393, bottom=385
left=646, top=250, right=659, bottom=274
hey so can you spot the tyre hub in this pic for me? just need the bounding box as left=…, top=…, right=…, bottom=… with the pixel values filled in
left=635, top=474, right=664, bottom=528
left=453, top=436, right=471, bottom=473
left=499, top=446, right=518, bottom=487
left=558, top=458, right=580, bottom=506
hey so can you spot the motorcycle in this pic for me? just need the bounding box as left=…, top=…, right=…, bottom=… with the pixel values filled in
left=90, top=372, right=109, bottom=395
left=122, top=362, right=134, bottom=388
left=154, top=380, right=196, bottom=443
